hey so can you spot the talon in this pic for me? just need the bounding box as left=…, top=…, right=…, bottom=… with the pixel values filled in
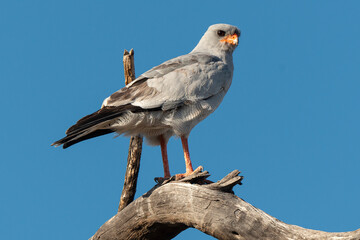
left=174, top=166, right=203, bottom=180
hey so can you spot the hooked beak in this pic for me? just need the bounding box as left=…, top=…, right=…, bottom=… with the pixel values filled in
left=220, top=33, right=239, bottom=45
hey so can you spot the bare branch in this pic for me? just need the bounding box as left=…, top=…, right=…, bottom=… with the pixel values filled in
left=118, top=49, right=143, bottom=212
left=91, top=170, right=360, bottom=240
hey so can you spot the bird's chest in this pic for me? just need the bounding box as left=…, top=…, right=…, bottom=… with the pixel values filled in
left=186, top=64, right=232, bottom=97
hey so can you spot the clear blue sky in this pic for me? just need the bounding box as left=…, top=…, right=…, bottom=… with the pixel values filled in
left=1, top=1, right=359, bottom=239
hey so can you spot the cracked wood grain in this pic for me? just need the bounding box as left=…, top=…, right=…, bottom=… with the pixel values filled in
left=91, top=170, right=360, bottom=240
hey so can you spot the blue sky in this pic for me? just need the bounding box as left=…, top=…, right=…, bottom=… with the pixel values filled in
left=1, top=1, right=359, bottom=239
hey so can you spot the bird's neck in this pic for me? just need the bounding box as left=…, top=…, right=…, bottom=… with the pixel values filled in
left=215, top=51, right=234, bottom=66
left=191, top=49, right=233, bottom=65
left=221, top=52, right=234, bottom=65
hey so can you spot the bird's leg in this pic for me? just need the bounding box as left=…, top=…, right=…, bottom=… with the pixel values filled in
left=181, top=136, right=194, bottom=174
left=159, top=135, right=171, bottom=178
left=174, top=136, right=203, bottom=180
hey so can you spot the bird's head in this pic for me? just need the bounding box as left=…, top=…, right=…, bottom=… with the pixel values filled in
left=192, top=23, right=241, bottom=55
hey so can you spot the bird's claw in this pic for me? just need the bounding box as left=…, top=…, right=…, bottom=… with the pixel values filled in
left=174, top=166, right=204, bottom=181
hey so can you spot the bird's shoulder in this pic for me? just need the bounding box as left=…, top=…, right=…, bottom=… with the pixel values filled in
left=140, top=52, right=222, bottom=79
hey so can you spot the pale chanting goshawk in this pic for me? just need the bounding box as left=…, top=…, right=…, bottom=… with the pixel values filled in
left=52, top=23, right=240, bottom=179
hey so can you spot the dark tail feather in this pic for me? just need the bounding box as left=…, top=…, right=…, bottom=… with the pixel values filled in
left=64, top=104, right=144, bottom=135
left=65, top=106, right=126, bottom=135
left=63, top=129, right=114, bottom=148
left=51, top=106, right=125, bottom=148
left=52, top=104, right=148, bottom=149
left=52, top=129, right=114, bottom=149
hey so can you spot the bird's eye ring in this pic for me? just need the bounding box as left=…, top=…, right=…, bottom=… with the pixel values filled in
left=217, top=30, right=226, bottom=37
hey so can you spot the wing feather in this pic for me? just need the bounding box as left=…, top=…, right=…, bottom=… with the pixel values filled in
left=103, top=53, right=224, bottom=111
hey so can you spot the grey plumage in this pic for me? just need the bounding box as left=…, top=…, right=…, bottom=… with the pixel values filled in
left=52, top=23, right=240, bottom=149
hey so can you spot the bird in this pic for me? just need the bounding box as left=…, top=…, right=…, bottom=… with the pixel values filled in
left=52, top=23, right=240, bottom=179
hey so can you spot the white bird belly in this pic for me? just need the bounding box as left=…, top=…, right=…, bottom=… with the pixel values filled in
left=110, top=89, right=227, bottom=146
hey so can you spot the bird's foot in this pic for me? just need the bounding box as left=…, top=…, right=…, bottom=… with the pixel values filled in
left=155, top=166, right=213, bottom=184
left=174, top=166, right=203, bottom=181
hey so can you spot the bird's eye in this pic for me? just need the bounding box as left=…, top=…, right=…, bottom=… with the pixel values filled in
left=217, top=30, right=226, bottom=37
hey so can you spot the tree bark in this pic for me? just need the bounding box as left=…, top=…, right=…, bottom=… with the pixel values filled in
left=90, top=170, right=360, bottom=240
left=118, top=49, right=143, bottom=212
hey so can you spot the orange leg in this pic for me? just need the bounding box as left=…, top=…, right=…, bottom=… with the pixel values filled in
left=159, top=135, right=171, bottom=178
left=181, top=136, right=194, bottom=174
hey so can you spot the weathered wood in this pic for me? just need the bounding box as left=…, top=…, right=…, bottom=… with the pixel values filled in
left=91, top=170, right=360, bottom=240
left=118, top=49, right=143, bottom=212
left=123, top=49, right=136, bottom=85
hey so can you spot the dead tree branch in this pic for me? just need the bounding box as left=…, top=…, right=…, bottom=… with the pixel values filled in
left=91, top=169, right=360, bottom=240
left=118, top=49, right=143, bottom=212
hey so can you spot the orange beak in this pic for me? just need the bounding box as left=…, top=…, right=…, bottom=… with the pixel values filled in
left=220, top=33, right=239, bottom=45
